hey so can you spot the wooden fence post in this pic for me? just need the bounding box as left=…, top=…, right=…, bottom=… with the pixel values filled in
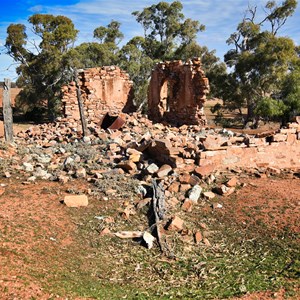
left=74, top=69, right=88, bottom=137
left=3, top=78, right=13, bottom=143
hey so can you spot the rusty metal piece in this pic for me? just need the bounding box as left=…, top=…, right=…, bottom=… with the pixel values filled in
left=99, top=112, right=125, bottom=130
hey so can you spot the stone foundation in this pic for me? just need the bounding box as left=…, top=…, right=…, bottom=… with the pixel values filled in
left=148, top=58, right=209, bottom=126
left=198, top=125, right=300, bottom=173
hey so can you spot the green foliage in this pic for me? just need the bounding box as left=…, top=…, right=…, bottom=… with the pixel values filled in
left=118, top=37, right=156, bottom=111
left=255, top=97, right=285, bottom=119
left=281, top=66, right=300, bottom=122
left=127, top=1, right=224, bottom=107
left=132, top=1, right=205, bottom=60
left=5, top=14, right=78, bottom=121
left=223, top=0, right=298, bottom=125
left=94, top=20, right=124, bottom=45
left=70, top=42, right=118, bottom=68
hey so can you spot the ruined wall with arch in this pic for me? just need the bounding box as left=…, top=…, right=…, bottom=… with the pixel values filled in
left=148, top=58, right=209, bottom=126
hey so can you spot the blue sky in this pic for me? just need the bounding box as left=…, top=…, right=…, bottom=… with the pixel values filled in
left=0, top=0, right=299, bottom=80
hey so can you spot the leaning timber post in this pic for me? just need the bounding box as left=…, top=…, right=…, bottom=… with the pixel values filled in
left=3, top=78, right=13, bottom=143
left=74, top=69, right=88, bottom=137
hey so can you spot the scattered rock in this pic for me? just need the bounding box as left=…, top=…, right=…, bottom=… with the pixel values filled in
left=63, top=195, right=88, bottom=207
left=194, top=231, right=203, bottom=244
left=203, top=238, right=211, bottom=247
left=203, top=191, right=215, bottom=200
left=156, top=164, right=172, bottom=178
left=146, top=163, right=159, bottom=174
left=143, top=231, right=156, bottom=249
left=181, top=199, right=193, bottom=212
left=214, top=184, right=235, bottom=196
left=226, top=176, right=238, bottom=187
left=167, top=215, right=184, bottom=232
left=114, top=231, right=143, bottom=239
left=100, top=228, right=111, bottom=236
left=0, top=187, right=5, bottom=196
left=187, top=184, right=202, bottom=203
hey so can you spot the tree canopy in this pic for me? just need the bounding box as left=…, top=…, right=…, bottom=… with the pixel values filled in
left=4, top=1, right=299, bottom=124
left=5, top=14, right=78, bottom=120
left=221, top=0, right=299, bottom=126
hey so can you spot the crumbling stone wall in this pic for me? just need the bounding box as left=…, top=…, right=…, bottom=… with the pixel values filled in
left=61, top=66, right=134, bottom=125
left=139, top=120, right=300, bottom=175
left=197, top=123, right=300, bottom=174
left=148, top=58, right=209, bottom=126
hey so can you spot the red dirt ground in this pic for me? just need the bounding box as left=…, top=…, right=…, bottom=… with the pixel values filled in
left=0, top=179, right=89, bottom=300
left=0, top=176, right=299, bottom=299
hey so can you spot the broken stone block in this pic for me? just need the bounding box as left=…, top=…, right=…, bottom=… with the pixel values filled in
left=167, top=215, right=184, bottom=232
left=75, top=167, right=87, bottom=178
left=23, top=162, right=34, bottom=172
left=179, top=173, right=191, bottom=184
left=211, top=202, right=223, bottom=209
left=127, top=148, right=143, bottom=162
left=203, top=191, right=215, bottom=200
left=203, top=135, right=227, bottom=150
left=143, top=231, right=156, bottom=249
left=0, top=187, right=5, bottom=196
left=114, top=231, right=143, bottom=239
left=214, top=184, right=235, bottom=196
left=156, top=164, right=172, bottom=178
left=168, top=181, right=180, bottom=193
left=58, top=174, right=69, bottom=184
left=117, top=160, right=137, bottom=173
left=194, top=231, right=203, bottom=244
left=146, top=163, right=159, bottom=174
left=194, top=165, right=215, bottom=178
left=100, top=228, right=111, bottom=236
left=188, top=175, right=201, bottom=186
left=203, top=238, right=211, bottom=247
left=179, top=183, right=191, bottom=192
left=187, top=184, right=202, bottom=203
left=226, top=176, right=238, bottom=187
left=64, top=195, right=88, bottom=207
left=272, top=134, right=287, bottom=142
left=266, top=167, right=281, bottom=175
left=129, top=153, right=142, bottom=163
left=181, top=199, right=193, bottom=212
left=167, top=197, right=180, bottom=207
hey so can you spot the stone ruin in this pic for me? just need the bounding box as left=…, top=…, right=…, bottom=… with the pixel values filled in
left=61, top=66, right=134, bottom=125
left=61, top=59, right=209, bottom=127
left=148, top=58, right=210, bottom=126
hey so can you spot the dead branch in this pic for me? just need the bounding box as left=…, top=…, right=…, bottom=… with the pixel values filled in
left=152, top=179, right=166, bottom=253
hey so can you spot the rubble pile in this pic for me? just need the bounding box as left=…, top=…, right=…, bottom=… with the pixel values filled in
left=0, top=112, right=299, bottom=252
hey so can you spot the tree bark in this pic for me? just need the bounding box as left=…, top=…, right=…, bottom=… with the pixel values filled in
left=3, top=78, right=14, bottom=143
left=74, top=69, right=89, bottom=137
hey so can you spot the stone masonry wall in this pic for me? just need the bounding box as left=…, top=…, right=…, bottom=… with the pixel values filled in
left=61, top=66, right=134, bottom=125
left=140, top=119, right=300, bottom=176
left=197, top=122, right=300, bottom=174
left=148, top=58, right=209, bottom=126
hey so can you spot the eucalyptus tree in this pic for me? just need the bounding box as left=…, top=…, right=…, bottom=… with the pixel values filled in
left=129, top=1, right=225, bottom=108
left=132, top=1, right=205, bottom=60
left=223, top=0, right=298, bottom=126
left=5, top=14, right=78, bottom=120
